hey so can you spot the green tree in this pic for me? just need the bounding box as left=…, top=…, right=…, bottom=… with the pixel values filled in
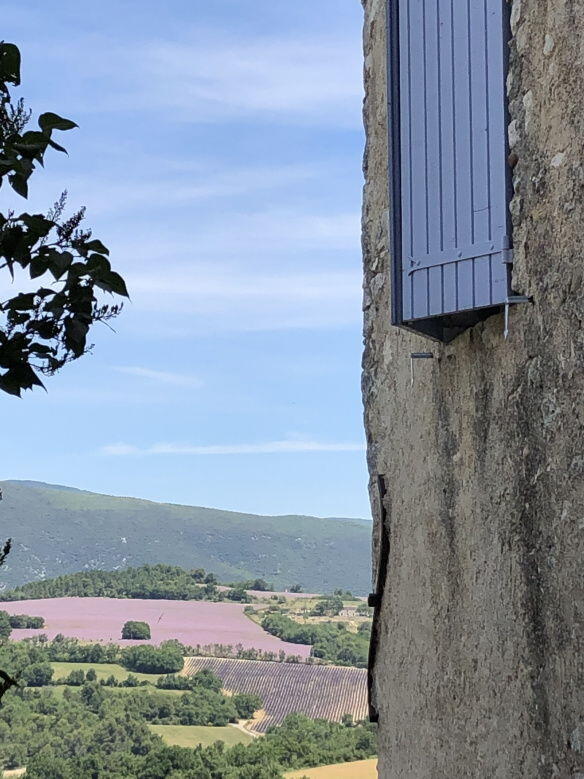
left=121, top=620, right=151, bottom=640
left=122, top=644, right=183, bottom=674
left=0, top=42, right=128, bottom=396
left=0, top=610, right=12, bottom=639
left=21, top=661, right=53, bottom=686
left=227, top=585, right=251, bottom=603
left=62, top=669, right=85, bottom=685
left=232, top=693, right=263, bottom=719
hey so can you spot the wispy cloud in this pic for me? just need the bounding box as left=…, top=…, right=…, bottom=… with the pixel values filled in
left=112, top=366, right=203, bottom=388
left=40, top=33, right=363, bottom=127
left=101, top=439, right=366, bottom=456
left=124, top=265, right=362, bottom=333
left=30, top=163, right=322, bottom=217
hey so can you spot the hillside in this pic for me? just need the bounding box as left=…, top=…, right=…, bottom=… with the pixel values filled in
left=0, top=481, right=371, bottom=593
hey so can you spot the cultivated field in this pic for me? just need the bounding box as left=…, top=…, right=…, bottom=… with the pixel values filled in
left=285, top=758, right=378, bottom=778
left=183, top=656, right=368, bottom=733
left=149, top=724, right=254, bottom=748
left=1, top=597, right=311, bottom=657
left=50, top=661, right=162, bottom=684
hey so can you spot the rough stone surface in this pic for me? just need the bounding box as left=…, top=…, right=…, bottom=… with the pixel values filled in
left=361, top=1, right=584, bottom=777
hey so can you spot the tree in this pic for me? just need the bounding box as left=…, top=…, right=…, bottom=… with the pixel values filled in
left=121, top=621, right=151, bottom=640
left=233, top=693, right=262, bottom=719
left=0, top=610, right=12, bottom=640
left=21, top=662, right=53, bottom=686
left=311, top=594, right=344, bottom=617
left=227, top=585, right=251, bottom=603
left=62, top=669, right=85, bottom=686
left=122, top=644, right=183, bottom=674
left=0, top=43, right=128, bottom=396
left=289, top=584, right=303, bottom=593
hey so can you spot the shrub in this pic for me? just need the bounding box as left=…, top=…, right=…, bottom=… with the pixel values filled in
left=121, top=674, right=140, bottom=687
left=121, top=620, right=151, bottom=640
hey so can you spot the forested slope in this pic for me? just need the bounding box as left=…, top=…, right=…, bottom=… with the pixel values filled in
left=0, top=481, right=371, bottom=593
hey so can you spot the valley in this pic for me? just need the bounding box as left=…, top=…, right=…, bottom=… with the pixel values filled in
left=0, top=560, right=375, bottom=777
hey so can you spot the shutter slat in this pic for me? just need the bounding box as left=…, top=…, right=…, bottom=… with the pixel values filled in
left=470, top=0, right=492, bottom=245
left=474, top=256, right=492, bottom=307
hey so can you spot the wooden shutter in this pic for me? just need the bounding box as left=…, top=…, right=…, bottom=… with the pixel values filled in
left=388, top=0, right=512, bottom=339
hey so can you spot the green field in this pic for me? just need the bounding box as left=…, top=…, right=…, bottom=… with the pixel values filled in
left=149, top=724, right=254, bottom=748
left=50, top=661, right=160, bottom=685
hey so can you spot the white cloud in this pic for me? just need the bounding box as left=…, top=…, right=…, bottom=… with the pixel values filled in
left=112, top=366, right=203, bottom=388
left=101, top=439, right=366, bottom=456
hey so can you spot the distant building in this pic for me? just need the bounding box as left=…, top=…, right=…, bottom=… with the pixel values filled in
left=361, top=1, right=583, bottom=777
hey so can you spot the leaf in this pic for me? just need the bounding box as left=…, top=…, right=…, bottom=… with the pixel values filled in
left=20, top=213, right=54, bottom=237
left=7, top=293, right=36, bottom=311
left=46, top=249, right=73, bottom=280
left=0, top=43, right=21, bottom=87
left=86, top=253, right=111, bottom=274
left=105, top=271, right=129, bottom=298
left=64, top=317, right=89, bottom=356
left=29, top=258, right=47, bottom=279
left=38, top=112, right=78, bottom=133
left=9, top=174, right=28, bottom=198
left=47, top=138, right=68, bottom=154
left=84, top=239, right=110, bottom=255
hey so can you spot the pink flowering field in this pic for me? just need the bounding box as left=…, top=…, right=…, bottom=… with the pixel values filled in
left=1, top=597, right=311, bottom=656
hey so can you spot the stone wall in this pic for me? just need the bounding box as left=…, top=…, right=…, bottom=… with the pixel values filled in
left=361, top=1, right=584, bottom=777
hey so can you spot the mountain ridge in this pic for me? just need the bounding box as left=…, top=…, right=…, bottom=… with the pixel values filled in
left=3, top=480, right=371, bottom=524
left=0, top=481, right=372, bottom=593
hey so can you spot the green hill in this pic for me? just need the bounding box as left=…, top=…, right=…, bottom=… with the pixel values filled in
left=0, top=481, right=371, bottom=593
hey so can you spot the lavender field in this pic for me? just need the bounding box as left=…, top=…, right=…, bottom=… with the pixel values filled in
left=1, top=597, right=312, bottom=656
left=183, top=656, right=368, bottom=733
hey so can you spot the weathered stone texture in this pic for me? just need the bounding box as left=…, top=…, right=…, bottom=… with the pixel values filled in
left=361, top=1, right=584, bottom=777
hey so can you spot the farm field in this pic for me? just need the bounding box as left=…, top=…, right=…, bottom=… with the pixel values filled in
left=149, top=724, right=254, bottom=748
left=183, top=656, right=368, bottom=733
left=50, top=661, right=159, bottom=684
left=1, top=597, right=311, bottom=656
left=285, top=758, right=378, bottom=778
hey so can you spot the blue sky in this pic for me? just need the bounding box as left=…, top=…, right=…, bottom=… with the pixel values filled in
left=1, top=0, right=369, bottom=518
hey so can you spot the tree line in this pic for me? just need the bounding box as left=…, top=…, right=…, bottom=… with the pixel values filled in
left=0, top=564, right=268, bottom=603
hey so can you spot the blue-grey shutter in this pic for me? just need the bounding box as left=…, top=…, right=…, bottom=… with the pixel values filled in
left=391, top=0, right=511, bottom=327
